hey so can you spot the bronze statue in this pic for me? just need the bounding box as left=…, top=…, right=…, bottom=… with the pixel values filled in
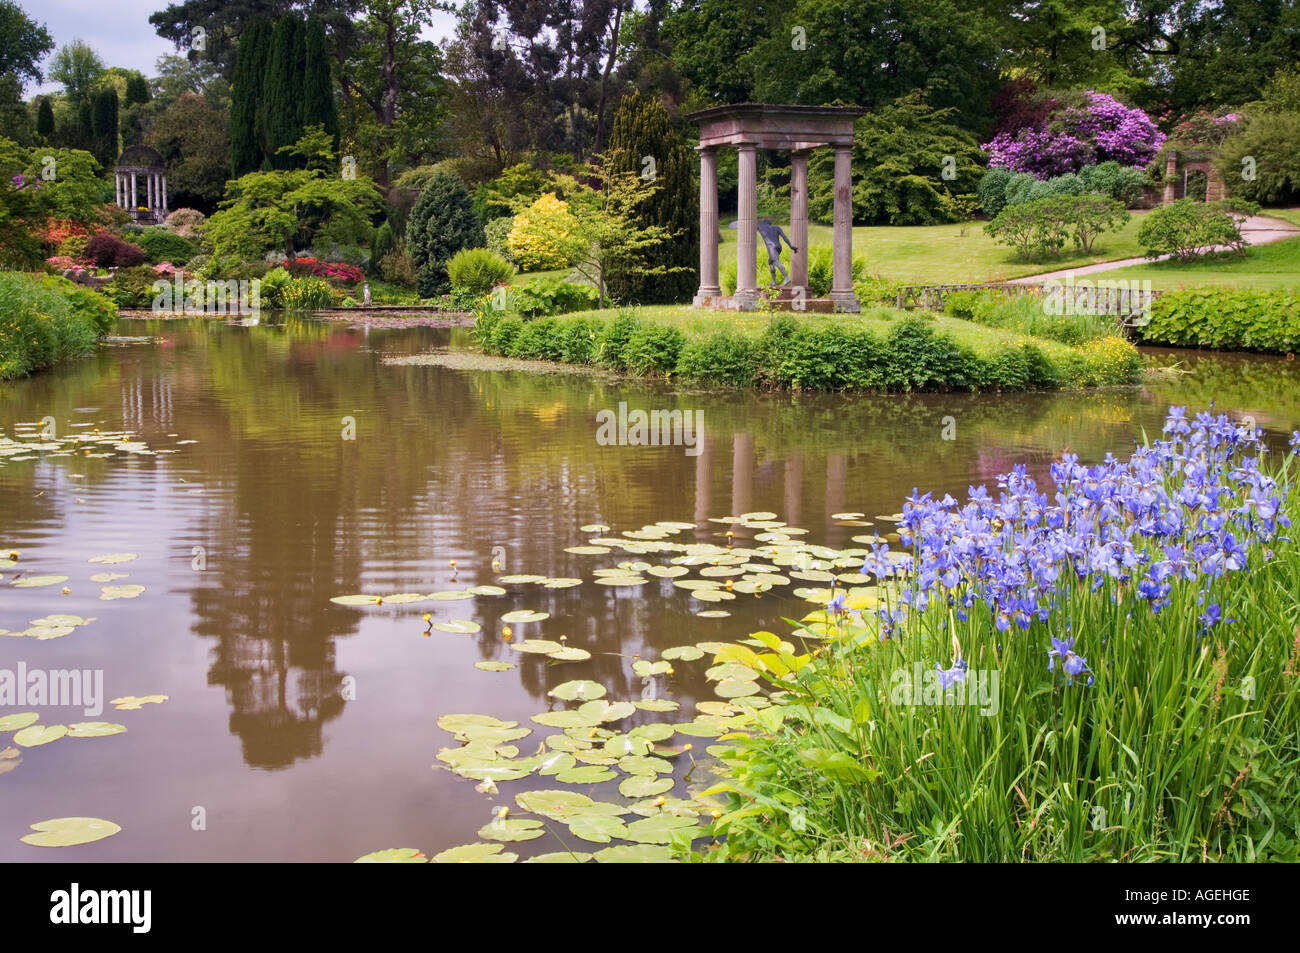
left=758, top=218, right=797, bottom=285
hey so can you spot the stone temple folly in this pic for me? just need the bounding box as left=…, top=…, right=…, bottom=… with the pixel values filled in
left=114, top=145, right=169, bottom=225
left=686, top=104, right=864, bottom=312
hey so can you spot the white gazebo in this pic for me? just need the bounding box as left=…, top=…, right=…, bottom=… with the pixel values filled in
left=687, top=104, right=864, bottom=312
left=114, top=145, right=169, bottom=225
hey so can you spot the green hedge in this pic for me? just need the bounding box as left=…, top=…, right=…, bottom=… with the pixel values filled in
left=1139, top=287, right=1300, bottom=353
left=0, top=272, right=116, bottom=380
left=474, top=308, right=1143, bottom=393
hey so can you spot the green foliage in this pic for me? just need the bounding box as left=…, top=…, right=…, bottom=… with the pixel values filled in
left=1139, top=287, right=1300, bottom=353
left=0, top=272, right=114, bottom=379
left=204, top=128, right=382, bottom=263
left=507, top=192, right=575, bottom=271
left=101, top=264, right=159, bottom=309
left=508, top=276, right=599, bottom=317
left=447, top=247, right=515, bottom=296
left=986, top=194, right=1128, bottom=260
left=603, top=89, right=698, bottom=304
left=18, top=146, right=105, bottom=224
left=135, top=227, right=200, bottom=265
left=369, top=220, right=396, bottom=274
left=405, top=170, right=485, bottom=297
left=378, top=249, right=417, bottom=288
left=0, top=1, right=54, bottom=89
left=35, top=97, right=54, bottom=141
left=951, top=290, right=1117, bottom=345
left=229, top=16, right=271, bottom=178
left=277, top=275, right=333, bottom=310
left=1136, top=199, right=1252, bottom=261
left=299, top=15, right=339, bottom=153
left=261, top=15, right=304, bottom=170
left=1078, top=162, right=1151, bottom=208
left=1217, top=112, right=1300, bottom=206
left=808, top=92, right=985, bottom=226
left=89, top=87, right=118, bottom=167
left=473, top=306, right=1142, bottom=392
left=483, top=215, right=514, bottom=263
left=979, top=163, right=1149, bottom=218
left=473, top=163, right=548, bottom=222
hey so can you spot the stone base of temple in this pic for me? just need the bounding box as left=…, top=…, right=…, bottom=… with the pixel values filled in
left=695, top=288, right=856, bottom=313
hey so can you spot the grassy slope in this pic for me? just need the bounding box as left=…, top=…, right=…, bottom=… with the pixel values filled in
left=1101, top=234, right=1300, bottom=291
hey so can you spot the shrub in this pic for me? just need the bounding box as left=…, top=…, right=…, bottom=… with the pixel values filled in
left=512, top=276, right=598, bottom=316
left=986, top=194, right=1127, bottom=259
left=163, top=208, right=206, bottom=238
left=136, top=228, right=200, bottom=265
left=447, top=248, right=515, bottom=297
left=1136, top=199, right=1249, bottom=261
left=675, top=332, right=761, bottom=386
left=84, top=232, right=147, bottom=268
left=1216, top=111, right=1300, bottom=206
left=622, top=324, right=686, bottom=375
left=474, top=163, right=548, bottom=222
left=1079, top=161, right=1149, bottom=207
left=508, top=193, right=577, bottom=271
left=1139, top=287, right=1300, bottom=353
left=369, top=221, right=397, bottom=274
left=405, top=171, right=485, bottom=296
left=288, top=257, right=366, bottom=284
left=484, top=216, right=515, bottom=264
left=379, top=249, right=418, bottom=288
left=977, top=167, right=1014, bottom=218
left=0, top=272, right=115, bottom=379
left=102, top=265, right=161, bottom=309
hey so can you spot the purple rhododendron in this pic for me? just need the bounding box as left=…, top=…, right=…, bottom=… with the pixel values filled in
left=983, top=92, right=1164, bottom=178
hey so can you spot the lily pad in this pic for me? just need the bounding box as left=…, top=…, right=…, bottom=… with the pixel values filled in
left=578, top=700, right=635, bottom=724
left=110, top=694, right=168, bottom=710
left=531, top=710, right=595, bottom=728
left=634, top=699, right=680, bottom=712
left=431, top=842, right=517, bottom=863
left=625, top=814, right=700, bottom=843
left=14, top=725, right=67, bottom=747
left=548, top=680, right=606, bottom=701
left=593, top=843, right=675, bottom=863
left=696, top=610, right=731, bottom=618
left=633, top=659, right=671, bottom=677
left=467, top=585, right=507, bottom=596
left=547, top=647, right=592, bottom=662
left=716, top=678, right=762, bottom=698
left=525, top=851, right=594, bottom=863
left=629, top=723, right=676, bottom=742
left=662, top=645, right=704, bottom=661
left=474, top=661, right=516, bottom=672
left=511, top=639, right=564, bottom=654
left=537, top=751, right=577, bottom=776
left=438, top=713, right=516, bottom=734
left=329, top=594, right=384, bottom=606
left=66, top=722, right=127, bottom=738
left=497, top=575, right=546, bottom=584
left=28, top=614, right=93, bottom=627
left=478, top=818, right=546, bottom=842
left=23, top=625, right=75, bottom=640
left=432, top=620, right=480, bottom=634
left=427, top=590, right=473, bottom=601
left=99, top=584, right=145, bottom=600
left=87, top=553, right=138, bottom=565
left=542, top=578, right=583, bottom=588
left=501, top=609, right=550, bottom=624
left=555, top=765, right=617, bottom=784
left=619, top=774, right=674, bottom=798
left=20, top=817, right=121, bottom=848
left=12, top=575, right=69, bottom=588
left=567, top=815, right=628, bottom=844
left=0, top=712, right=39, bottom=733
left=89, top=572, right=127, bottom=583
left=578, top=524, right=611, bottom=533
left=355, top=848, right=428, bottom=863
left=564, top=546, right=610, bottom=555
left=380, top=593, right=430, bottom=604
left=514, top=789, right=624, bottom=821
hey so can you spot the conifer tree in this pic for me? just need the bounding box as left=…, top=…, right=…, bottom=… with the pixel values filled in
left=261, top=15, right=304, bottom=170
left=35, top=96, right=54, bottom=142
left=299, top=15, right=339, bottom=154
left=229, top=17, right=273, bottom=177
left=90, top=87, right=118, bottom=166
left=603, top=90, right=698, bottom=304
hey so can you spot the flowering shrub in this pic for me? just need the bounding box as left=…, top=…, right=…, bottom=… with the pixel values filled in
left=706, top=409, right=1300, bottom=862
left=508, top=193, right=576, bottom=271
left=287, top=257, right=366, bottom=284
left=983, top=92, right=1164, bottom=178
left=1167, top=110, right=1243, bottom=147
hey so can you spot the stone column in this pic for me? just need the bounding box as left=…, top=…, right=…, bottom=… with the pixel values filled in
left=735, top=143, right=759, bottom=311
left=148, top=174, right=155, bottom=211
left=1163, top=153, right=1177, bottom=204
left=693, top=146, right=721, bottom=306
left=114, top=174, right=121, bottom=208
left=162, top=175, right=168, bottom=214
left=130, top=172, right=137, bottom=210
left=829, top=143, right=860, bottom=312
left=789, top=150, right=809, bottom=294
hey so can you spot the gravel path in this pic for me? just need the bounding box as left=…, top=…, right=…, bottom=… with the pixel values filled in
left=1009, top=215, right=1300, bottom=284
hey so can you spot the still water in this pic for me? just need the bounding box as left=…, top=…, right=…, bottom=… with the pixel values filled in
left=2, top=316, right=1297, bottom=861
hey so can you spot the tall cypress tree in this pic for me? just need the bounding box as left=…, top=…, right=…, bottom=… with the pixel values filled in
left=90, top=88, right=119, bottom=166
left=36, top=97, right=54, bottom=142
left=262, top=15, right=305, bottom=170
left=604, top=90, right=699, bottom=305
left=230, top=17, right=273, bottom=177
left=300, top=14, right=339, bottom=153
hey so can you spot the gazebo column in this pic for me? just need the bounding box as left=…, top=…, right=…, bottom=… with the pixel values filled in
left=734, top=143, right=758, bottom=311
left=130, top=172, right=137, bottom=211
left=829, top=143, right=860, bottom=312
left=162, top=175, right=168, bottom=214
left=789, top=150, right=809, bottom=293
left=693, top=146, right=721, bottom=306
left=114, top=174, right=121, bottom=208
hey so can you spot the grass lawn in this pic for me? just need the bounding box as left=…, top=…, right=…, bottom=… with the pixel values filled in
left=1100, top=235, right=1300, bottom=291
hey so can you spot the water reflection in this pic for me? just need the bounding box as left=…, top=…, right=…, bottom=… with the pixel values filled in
left=2, top=317, right=1298, bottom=859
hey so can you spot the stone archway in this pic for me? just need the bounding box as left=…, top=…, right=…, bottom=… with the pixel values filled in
left=1161, top=151, right=1226, bottom=203
left=686, top=104, right=865, bottom=312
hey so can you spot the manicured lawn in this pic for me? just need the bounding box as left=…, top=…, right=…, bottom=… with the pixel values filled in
left=1261, top=207, right=1300, bottom=229
left=1101, top=235, right=1300, bottom=290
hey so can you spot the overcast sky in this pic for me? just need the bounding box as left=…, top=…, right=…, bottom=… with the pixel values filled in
left=20, top=0, right=459, bottom=96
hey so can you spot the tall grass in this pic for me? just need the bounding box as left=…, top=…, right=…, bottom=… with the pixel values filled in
left=705, top=409, right=1300, bottom=862
left=0, top=272, right=116, bottom=380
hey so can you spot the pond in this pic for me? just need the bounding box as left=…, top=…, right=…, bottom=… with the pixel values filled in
left=2, top=316, right=1298, bottom=861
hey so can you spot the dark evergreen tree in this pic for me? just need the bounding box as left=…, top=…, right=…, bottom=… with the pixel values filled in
left=90, top=87, right=119, bottom=166
left=229, top=16, right=272, bottom=177
left=35, top=96, right=54, bottom=141
left=603, top=89, right=698, bottom=305
left=262, top=15, right=305, bottom=170
left=405, top=172, right=485, bottom=297
left=124, top=74, right=150, bottom=107
left=300, top=14, right=339, bottom=153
